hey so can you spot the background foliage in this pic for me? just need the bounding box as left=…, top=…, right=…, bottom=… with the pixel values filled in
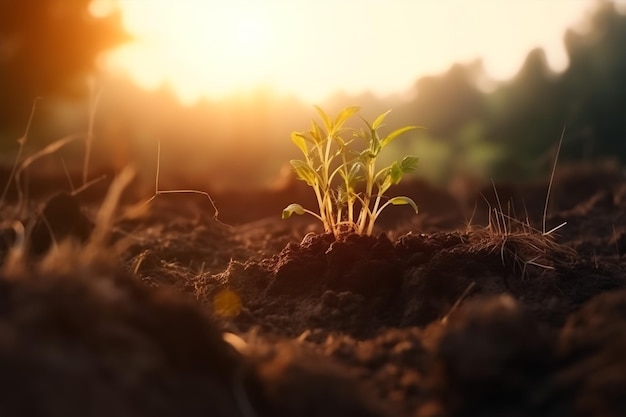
left=0, top=1, right=624, bottom=190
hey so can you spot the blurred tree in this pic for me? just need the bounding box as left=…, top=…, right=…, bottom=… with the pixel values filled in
left=0, top=0, right=128, bottom=140
left=483, top=48, right=565, bottom=178
left=561, top=1, right=626, bottom=162
left=446, top=1, right=626, bottom=180
left=410, top=62, right=488, bottom=139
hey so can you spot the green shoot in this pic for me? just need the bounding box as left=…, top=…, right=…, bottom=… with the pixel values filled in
left=283, top=106, right=420, bottom=237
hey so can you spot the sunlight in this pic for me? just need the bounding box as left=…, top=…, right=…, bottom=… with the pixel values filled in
left=99, top=0, right=608, bottom=104
left=100, top=1, right=276, bottom=103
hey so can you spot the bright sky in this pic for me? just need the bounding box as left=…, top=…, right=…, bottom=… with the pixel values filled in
left=94, top=0, right=622, bottom=105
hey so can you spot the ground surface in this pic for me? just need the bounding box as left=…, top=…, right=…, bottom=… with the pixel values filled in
left=1, top=163, right=626, bottom=417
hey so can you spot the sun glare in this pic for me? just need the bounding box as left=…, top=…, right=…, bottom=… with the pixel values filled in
left=99, top=0, right=611, bottom=104
left=100, top=1, right=277, bottom=103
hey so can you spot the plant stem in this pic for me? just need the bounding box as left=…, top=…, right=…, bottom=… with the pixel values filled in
left=358, top=158, right=375, bottom=233
left=367, top=192, right=384, bottom=235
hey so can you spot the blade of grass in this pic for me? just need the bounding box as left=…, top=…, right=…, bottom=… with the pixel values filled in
left=15, top=134, right=82, bottom=214
left=543, top=126, right=565, bottom=235
left=83, top=80, right=102, bottom=185
left=0, top=97, right=41, bottom=207
left=139, top=139, right=224, bottom=224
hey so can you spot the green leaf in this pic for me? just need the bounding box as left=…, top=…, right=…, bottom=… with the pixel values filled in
left=385, top=156, right=418, bottom=186
left=389, top=161, right=403, bottom=184
left=282, top=203, right=306, bottom=219
left=372, top=110, right=392, bottom=130
left=388, top=196, right=418, bottom=214
left=380, top=125, right=419, bottom=148
left=400, top=155, right=419, bottom=172
left=290, top=159, right=317, bottom=186
left=333, top=106, right=360, bottom=131
left=291, top=132, right=309, bottom=155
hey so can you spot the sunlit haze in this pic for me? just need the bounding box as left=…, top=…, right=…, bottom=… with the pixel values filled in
left=95, top=0, right=617, bottom=104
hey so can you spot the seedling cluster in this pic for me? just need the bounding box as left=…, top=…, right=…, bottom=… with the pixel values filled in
left=283, top=106, right=420, bottom=237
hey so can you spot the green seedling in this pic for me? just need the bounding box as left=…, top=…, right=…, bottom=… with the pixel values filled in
left=282, top=106, right=420, bottom=237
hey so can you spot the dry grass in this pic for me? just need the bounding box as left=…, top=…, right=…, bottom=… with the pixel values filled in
left=1, top=88, right=224, bottom=278
left=3, top=166, right=135, bottom=277
left=464, top=128, right=578, bottom=278
left=467, top=198, right=578, bottom=278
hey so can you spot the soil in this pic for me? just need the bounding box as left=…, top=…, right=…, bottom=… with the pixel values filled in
left=1, top=162, right=625, bottom=417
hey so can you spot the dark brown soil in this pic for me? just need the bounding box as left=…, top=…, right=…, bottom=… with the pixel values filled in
left=0, top=163, right=625, bottom=417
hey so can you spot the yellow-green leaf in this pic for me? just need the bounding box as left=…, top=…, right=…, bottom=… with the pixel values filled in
left=311, top=120, right=325, bottom=144
left=389, top=161, right=403, bottom=184
left=314, top=105, right=333, bottom=132
left=290, top=159, right=317, bottom=186
left=291, top=132, right=309, bottom=155
left=400, top=156, right=419, bottom=172
left=333, top=106, right=360, bottom=131
left=380, top=125, right=420, bottom=148
left=389, top=196, right=418, bottom=214
left=282, top=203, right=306, bottom=219
left=372, top=110, right=392, bottom=130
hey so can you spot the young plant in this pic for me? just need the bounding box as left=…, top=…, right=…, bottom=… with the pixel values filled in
left=282, top=106, right=420, bottom=237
